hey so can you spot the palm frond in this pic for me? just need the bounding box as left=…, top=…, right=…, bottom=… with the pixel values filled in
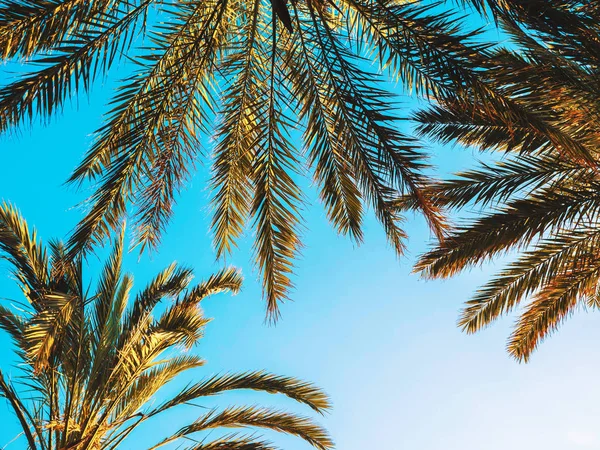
left=151, top=406, right=333, bottom=450
left=147, top=371, right=331, bottom=417
left=0, top=370, right=40, bottom=449
left=426, top=155, right=587, bottom=210
left=119, top=262, right=193, bottom=345
left=0, top=304, right=26, bottom=346
left=0, top=0, right=152, bottom=133
left=0, top=0, right=521, bottom=317
left=0, top=202, right=48, bottom=302
left=414, top=2, right=600, bottom=359
left=458, top=228, right=600, bottom=334
left=247, top=9, right=304, bottom=317
left=182, top=434, right=275, bottom=450
left=211, top=0, right=263, bottom=258
left=24, top=292, right=79, bottom=373
left=0, top=0, right=112, bottom=58
left=186, top=267, right=243, bottom=303
left=507, top=262, right=600, bottom=361
left=112, top=355, right=205, bottom=421
left=67, top=0, right=226, bottom=255
left=417, top=183, right=600, bottom=279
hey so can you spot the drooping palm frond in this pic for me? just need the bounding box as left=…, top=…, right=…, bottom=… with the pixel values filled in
left=0, top=0, right=114, bottom=58
left=0, top=202, right=49, bottom=300
left=0, top=0, right=503, bottom=318
left=0, top=370, right=40, bottom=449
left=0, top=203, right=332, bottom=450
left=463, top=0, right=600, bottom=64
left=151, top=406, right=332, bottom=450
left=414, top=5, right=600, bottom=361
left=0, top=0, right=152, bottom=134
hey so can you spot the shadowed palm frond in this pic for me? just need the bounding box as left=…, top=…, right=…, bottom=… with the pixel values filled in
left=415, top=2, right=600, bottom=361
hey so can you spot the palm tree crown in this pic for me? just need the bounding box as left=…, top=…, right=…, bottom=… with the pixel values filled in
left=0, top=0, right=502, bottom=317
left=0, top=203, right=332, bottom=450
left=415, top=1, right=600, bottom=361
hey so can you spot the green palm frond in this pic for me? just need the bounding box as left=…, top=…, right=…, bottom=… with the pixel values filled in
left=0, top=203, right=331, bottom=450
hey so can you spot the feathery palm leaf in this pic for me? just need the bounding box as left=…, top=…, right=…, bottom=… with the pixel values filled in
left=0, top=203, right=332, bottom=450
left=415, top=3, right=600, bottom=361
left=0, top=0, right=509, bottom=317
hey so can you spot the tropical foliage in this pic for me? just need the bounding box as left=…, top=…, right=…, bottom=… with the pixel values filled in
left=0, top=203, right=332, bottom=450
left=0, top=0, right=511, bottom=317
left=4, top=0, right=599, bottom=361
left=415, top=1, right=600, bottom=361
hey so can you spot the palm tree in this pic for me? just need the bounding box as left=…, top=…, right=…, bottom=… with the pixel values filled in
left=414, top=2, right=600, bottom=361
left=0, top=202, right=332, bottom=450
left=0, top=0, right=507, bottom=317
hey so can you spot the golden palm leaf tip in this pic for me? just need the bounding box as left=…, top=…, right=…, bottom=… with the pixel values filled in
left=0, top=0, right=504, bottom=319
left=0, top=202, right=332, bottom=450
left=414, top=1, right=600, bottom=361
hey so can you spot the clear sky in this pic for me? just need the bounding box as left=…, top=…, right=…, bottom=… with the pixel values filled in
left=2, top=15, right=600, bottom=450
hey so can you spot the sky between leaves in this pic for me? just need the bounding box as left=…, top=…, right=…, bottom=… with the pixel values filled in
left=1, top=7, right=600, bottom=450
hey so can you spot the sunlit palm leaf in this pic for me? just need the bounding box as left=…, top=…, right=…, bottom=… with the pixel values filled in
left=0, top=0, right=488, bottom=317
left=0, top=204, right=331, bottom=450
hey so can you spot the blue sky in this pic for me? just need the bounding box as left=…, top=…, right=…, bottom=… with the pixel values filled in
left=2, top=11, right=600, bottom=450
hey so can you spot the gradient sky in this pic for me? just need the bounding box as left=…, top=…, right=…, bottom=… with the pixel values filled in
left=2, top=10, right=600, bottom=450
